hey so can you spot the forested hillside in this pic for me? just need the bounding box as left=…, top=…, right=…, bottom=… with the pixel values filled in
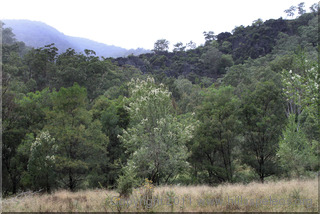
left=2, top=2, right=319, bottom=198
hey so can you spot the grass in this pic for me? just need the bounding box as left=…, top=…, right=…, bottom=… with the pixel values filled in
left=2, top=178, right=318, bottom=212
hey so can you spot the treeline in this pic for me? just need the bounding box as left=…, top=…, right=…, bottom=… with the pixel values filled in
left=113, top=6, right=318, bottom=80
left=2, top=6, right=319, bottom=196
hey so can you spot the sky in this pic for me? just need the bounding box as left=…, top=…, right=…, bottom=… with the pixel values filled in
left=1, top=0, right=318, bottom=50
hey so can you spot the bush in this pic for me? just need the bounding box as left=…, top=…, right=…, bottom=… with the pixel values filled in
left=116, top=161, right=138, bottom=198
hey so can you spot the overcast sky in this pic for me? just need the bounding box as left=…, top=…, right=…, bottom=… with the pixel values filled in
left=1, top=0, right=317, bottom=50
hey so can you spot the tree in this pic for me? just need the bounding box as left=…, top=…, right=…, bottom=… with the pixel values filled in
left=153, top=39, right=169, bottom=53
left=119, top=77, right=197, bottom=184
left=90, top=96, right=130, bottom=187
left=173, top=77, right=203, bottom=113
left=189, top=85, right=241, bottom=183
left=220, top=41, right=232, bottom=53
left=84, top=49, right=96, bottom=56
left=252, top=18, right=263, bottom=27
left=2, top=63, right=47, bottom=196
left=231, top=25, right=245, bottom=34
left=239, top=81, right=286, bottom=183
left=280, top=51, right=318, bottom=119
left=203, top=31, right=216, bottom=44
left=23, top=44, right=58, bottom=90
left=216, top=32, right=232, bottom=42
left=2, top=91, right=25, bottom=195
left=200, top=46, right=223, bottom=76
left=173, top=42, right=186, bottom=52
left=218, top=54, right=234, bottom=74
left=309, top=3, right=319, bottom=13
left=186, top=41, right=196, bottom=50
left=55, top=48, right=86, bottom=89
left=27, top=131, right=57, bottom=192
left=277, top=114, right=317, bottom=177
left=116, top=160, right=138, bottom=197
left=284, top=6, right=297, bottom=17
left=297, top=2, right=306, bottom=15
left=2, top=23, right=17, bottom=45
left=45, top=83, right=108, bottom=190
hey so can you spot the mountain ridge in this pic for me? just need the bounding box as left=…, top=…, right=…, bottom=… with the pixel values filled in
left=2, top=19, right=151, bottom=58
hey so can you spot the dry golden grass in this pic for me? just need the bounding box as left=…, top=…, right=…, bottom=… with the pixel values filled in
left=2, top=178, right=318, bottom=212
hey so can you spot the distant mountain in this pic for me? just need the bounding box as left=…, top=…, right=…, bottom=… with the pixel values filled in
left=2, top=19, right=150, bottom=58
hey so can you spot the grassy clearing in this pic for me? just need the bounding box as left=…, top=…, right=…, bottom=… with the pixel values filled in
left=2, top=178, right=318, bottom=212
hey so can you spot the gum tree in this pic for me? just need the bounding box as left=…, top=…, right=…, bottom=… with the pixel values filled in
left=189, top=85, right=241, bottom=183
left=240, top=81, right=286, bottom=183
left=45, top=83, right=108, bottom=190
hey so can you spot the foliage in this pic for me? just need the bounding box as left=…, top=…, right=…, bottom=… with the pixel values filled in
left=153, top=39, right=170, bottom=53
left=116, top=160, right=138, bottom=198
left=1, top=8, right=319, bottom=196
left=239, top=81, right=286, bottom=182
left=91, top=96, right=130, bottom=187
left=27, top=131, right=57, bottom=192
left=44, top=83, right=108, bottom=190
left=173, top=77, right=203, bottom=113
left=119, top=77, right=197, bottom=184
left=277, top=114, right=318, bottom=177
left=189, top=85, right=241, bottom=183
left=280, top=52, right=318, bottom=117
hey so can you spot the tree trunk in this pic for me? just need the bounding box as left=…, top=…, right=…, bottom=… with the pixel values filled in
left=69, top=168, right=74, bottom=191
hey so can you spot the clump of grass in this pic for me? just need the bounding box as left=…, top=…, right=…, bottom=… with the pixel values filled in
left=289, top=187, right=302, bottom=201
left=166, top=190, right=176, bottom=211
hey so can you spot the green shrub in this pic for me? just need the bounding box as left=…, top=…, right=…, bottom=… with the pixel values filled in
left=116, top=161, right=138, bottom=198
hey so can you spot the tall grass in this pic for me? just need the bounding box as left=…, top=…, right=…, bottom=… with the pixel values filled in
left=2, top=178, right=318, bottom=212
